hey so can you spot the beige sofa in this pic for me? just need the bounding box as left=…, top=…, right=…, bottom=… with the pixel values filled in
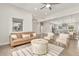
left=10, top=32, right=36, bottom=47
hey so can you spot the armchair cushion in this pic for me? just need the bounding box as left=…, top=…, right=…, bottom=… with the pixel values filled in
left=59, top=33, right=69, bottom=39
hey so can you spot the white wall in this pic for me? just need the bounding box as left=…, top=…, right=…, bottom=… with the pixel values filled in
left=32, top=22, right=40, bottom=34
left=0, top=4, right=32, bottom=46
left=42, top=22, right=52, bottom=33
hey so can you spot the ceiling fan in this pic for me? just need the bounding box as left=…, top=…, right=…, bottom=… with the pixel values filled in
left=40, top=3, right=59, bottom=10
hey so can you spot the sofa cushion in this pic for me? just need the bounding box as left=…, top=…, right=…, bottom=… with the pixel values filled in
left=22, top=34, right=30, bottom=39
left=12, top=38, right=23, bottom=43
left=16, top=34, right=22, bottom=38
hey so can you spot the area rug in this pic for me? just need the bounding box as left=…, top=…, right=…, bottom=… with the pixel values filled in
left=11, top=43, right=64, bottom=56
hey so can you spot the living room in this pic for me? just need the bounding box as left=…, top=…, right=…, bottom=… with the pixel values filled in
left=0, top=2, right=79, bottom=56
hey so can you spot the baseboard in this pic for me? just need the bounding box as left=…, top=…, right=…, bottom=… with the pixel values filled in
left=0, top=42, right=10, bottom=46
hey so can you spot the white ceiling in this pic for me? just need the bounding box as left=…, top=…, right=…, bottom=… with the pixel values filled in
left=10, top=3, right=79, bottom=20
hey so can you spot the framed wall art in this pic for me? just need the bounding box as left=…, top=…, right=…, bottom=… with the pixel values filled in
left=12, top=18, right=23, bottom=32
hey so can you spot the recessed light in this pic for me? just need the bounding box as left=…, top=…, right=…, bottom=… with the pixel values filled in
left=34, top=8, right=37, bottom=10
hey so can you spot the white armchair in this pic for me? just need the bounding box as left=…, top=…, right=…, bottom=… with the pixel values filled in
left=56, top=33, right=69, bottom=47
left=44, top=33, right=54, bottom=41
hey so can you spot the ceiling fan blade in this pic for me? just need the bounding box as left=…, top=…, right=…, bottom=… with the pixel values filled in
left=40, top=5, right=46, bottom=9
left=49, top=7, right=52, bottom=10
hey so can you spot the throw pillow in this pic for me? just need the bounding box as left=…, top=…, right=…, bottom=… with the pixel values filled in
left=33, top=33, right=36, bottom=37
left=22, top=34, right=30, bottom=39
left=11, top=35, right=17, bottom=40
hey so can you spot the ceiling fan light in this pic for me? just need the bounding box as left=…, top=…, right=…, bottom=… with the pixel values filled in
left=46, top=4, right=51, bottom=8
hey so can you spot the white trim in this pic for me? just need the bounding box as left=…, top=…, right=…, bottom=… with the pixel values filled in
left=0, top=42, right=10, bottom=46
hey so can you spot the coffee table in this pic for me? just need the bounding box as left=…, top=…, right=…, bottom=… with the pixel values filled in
left=11, top=43, right=64, bottom=56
